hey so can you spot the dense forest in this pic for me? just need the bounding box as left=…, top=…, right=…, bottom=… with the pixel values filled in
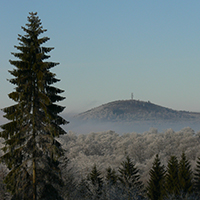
left=1, top=127, right=200, bottom=199
left=59, top=127, right=200, bottom=182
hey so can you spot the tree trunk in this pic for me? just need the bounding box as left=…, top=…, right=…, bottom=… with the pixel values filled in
left=33, top=85, right=37, bottom=200
left=33, top=157, right=36, bottom=200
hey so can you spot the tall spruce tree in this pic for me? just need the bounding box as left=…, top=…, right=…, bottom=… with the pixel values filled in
left=178, top=152, right=193, bottom=196
left=146, top=154, right=166, bottom=200
left=0, top=12, right=68, bottom=200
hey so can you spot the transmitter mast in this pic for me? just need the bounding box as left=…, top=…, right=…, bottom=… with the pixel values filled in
left=131, top=93, right=133, bottom=100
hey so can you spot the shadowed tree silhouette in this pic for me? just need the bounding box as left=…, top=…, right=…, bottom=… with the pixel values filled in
left=146, top=154, right=166, bottom=200
left=118, top=156, right=144, bottom=199
left=178, top=152, right=193, bottom=196
left=0, top=12, right=68, bottom=200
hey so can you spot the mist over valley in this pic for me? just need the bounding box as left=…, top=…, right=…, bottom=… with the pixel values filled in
left=65, top=99, right=200, bottom=134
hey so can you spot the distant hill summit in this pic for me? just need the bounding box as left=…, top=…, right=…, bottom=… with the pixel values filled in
left=76, top=100, right=200, bottom=122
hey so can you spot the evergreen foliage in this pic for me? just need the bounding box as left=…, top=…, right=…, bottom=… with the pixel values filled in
left=0, top=12, right=68, bottom=200
left=76, top=178, right=91, bottom=200
left=87, top=164, right=104, bottom=199
left=0, top=165, right=10, bottom=200
left=105, top=166, right=118, bottom=186
left=59, top=157, right=76, bottom=200
left=118, top=156, right=144, bottom=198
left=194, top=156, right=200, bottom=196
left=146, top=154, right=166, bottom=200
left=104, top=166, right=119, bottom=200
left=165, top=155, right=180, bottom=197
left=178, top=152, right=193, bottom=196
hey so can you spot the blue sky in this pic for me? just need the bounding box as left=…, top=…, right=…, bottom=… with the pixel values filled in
left=1, top=1, right=200, bottom=113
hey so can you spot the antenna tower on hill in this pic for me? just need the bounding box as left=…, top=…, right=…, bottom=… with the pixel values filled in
left=131, top=93, right=133, bottom=100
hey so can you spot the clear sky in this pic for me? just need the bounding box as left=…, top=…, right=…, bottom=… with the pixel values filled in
left=1, top=1, right=200, bottom=114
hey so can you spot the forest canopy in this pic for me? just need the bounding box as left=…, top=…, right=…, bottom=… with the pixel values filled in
left=57, top=127, right=200, bottom=184
left=1, top=127, right=200, bottom=199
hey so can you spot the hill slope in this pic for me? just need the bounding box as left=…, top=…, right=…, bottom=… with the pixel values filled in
left=76, top=100, right=200, bottom=122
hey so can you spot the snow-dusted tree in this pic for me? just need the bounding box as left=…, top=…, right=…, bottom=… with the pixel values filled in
left=0, top=12, right=68, bottom=200
left=59, top=157, right=76, bottom=200
left=146, top=154, right=166, bottom=200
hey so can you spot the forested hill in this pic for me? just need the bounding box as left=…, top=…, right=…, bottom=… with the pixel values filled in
left=76, top=100, right=200, bottom=122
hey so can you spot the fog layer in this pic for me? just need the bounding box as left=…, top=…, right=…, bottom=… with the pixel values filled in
left=65, top=113, right=200, bottom=134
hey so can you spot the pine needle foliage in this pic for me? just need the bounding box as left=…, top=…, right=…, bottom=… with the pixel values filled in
left=0, top=12, right=68, bottom=200
left=87, top=164, right=104, bottom=199
left=194, top=157, right=200, bottom=196
left=118, top=156, right=143, bottom=198
left=146, top=154, right=166, bottom=200
left=165, top=155, right=180, bottom=197
left=178, top=152, right=193, bottom=196
left=105, top=166, right=118, bottom=186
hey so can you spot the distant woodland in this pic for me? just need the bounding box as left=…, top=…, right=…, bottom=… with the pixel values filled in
left=77, top=100, right=200, bottom=122
left=60, top=127, right=200, bottom=180
left=2, top=127, right=200, bottom=199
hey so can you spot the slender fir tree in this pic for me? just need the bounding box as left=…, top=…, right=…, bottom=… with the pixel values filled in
left=178, top=152, right=193, bottom=196
left=146, top=154, right=166, bottom=200
left=76, top=178, right=91, bottom=200
left=165, top=155, right=180, bottom=197
left=104, top=166, right=119, bottom=200
left=194, top=157, right=200, bottom=196
left=87, top=164, right=104, bottom=199
left=0, top=12, right=68, bottom=200
left=118, top=156, right=143, bottom=199
left=105, top=166, right=118, bottom=186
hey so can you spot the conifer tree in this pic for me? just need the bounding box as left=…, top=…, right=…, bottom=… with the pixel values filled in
left=178, top=152, right=193, bottom=196
left=76, top=178, right=91, bottom=200
left=165, top=155, right=180, bottom=197
left=0, top=165, right=10, bottom=200
left=105, top=166, right=118, bottom=186
left=146, top=154, right=166, bottom=200
left=118, top=156, right=143, bottom=198
left=104, top=166, right=119, bottom=200
left=87, top=164, right=104, bottom=199
left=0, top=12, right=68, bottom=200
left=194, top=156, right=200, bottom=196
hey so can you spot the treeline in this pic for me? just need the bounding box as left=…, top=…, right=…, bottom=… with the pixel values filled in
left=65, top=153, right=200, bottom=199
left=60, top=127, right=200, bottom=199
left=1, top=151, right=200, bottom=199
left=59, top=127, right=200, bottom=182
left=1, top=127, right=200, bottom=199
left=2, top=121, right=200, bottom=199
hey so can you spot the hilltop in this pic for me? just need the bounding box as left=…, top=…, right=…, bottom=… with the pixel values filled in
left=76, top=100, right=200, bottom=122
